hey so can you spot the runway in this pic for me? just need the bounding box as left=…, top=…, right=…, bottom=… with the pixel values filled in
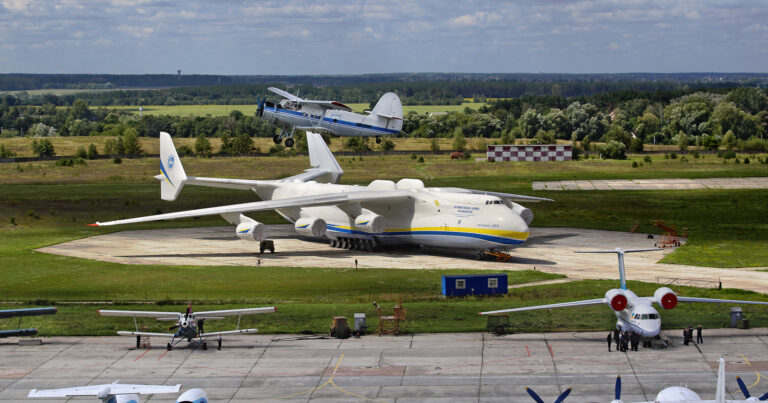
left=3, top=329, right=768, bottom=402
left=38, top=225, right=768, bottom=294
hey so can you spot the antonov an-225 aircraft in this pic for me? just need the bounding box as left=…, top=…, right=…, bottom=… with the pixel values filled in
left=481, top=248, right=768, bottom=339
left=258, top=87, right=403, bottom=147
left=91, top=131, right=550, bottom=253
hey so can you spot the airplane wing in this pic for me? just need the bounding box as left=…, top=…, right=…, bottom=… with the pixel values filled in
left=200, top=328, right=259, bottom=337
left=427, top=187, right=553, bottom=202
left=98, top=310, right=179, bottom=320
left=669, top=296, right=768, bottom=306
left=195, top=307, right=276, bottom=318
left=480, top=298, right=606, bottom=315
left=28, top=383, right=181, bottom=398
left=91, top=190, right=413, bottom=227
left=117, top=331, right=177, bottom=337
left=268, top=87, right=303, bottom=102
left=0, top=307, right=57, bottom=319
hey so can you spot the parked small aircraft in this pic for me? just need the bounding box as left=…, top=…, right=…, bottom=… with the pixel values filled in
left=481, top=248, right=768, bottom=338
left=98, top=303, right=276, bottom=350
left=0, top=307, right=57, bottom=338
left=525, top=358, right=768, bottom=403
left=257, top=87, right=403, bottom=147
left=28, top=382, right=188, bottom=403
left=91, top=132, right=550, bottom=254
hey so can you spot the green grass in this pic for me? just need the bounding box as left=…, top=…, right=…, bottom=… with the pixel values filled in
left=5, top=279, right=768, bottom=336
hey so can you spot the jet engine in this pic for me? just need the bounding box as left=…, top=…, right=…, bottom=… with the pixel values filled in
left=354, top=213, right=384, bottom=233
left=605, top=289, right=629, bottom=312
left=235, top=220, right=267, bottom=241
left=654, top=287, right=678, bottom=310
left=294, top=217, right=326, bottom=238
left=509, top=202, right=534, bottom=226
left=177, top=388, right=208, bottom=403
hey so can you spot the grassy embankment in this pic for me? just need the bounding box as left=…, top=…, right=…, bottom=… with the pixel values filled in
left=1, top=153, right=767, bottom=334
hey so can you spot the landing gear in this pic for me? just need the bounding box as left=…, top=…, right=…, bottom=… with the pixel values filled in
left=273, top=135, right=282, bottom=144
left=274, top=127, right=297, bottom=146
left=376, top=136, right=382, bottom=144
left=331, top=237, right=378, bottom=251
left=202, top=342, right=208, bottom=351
left=285, top=138, right=294, bottom=148
left=166, top=343, right=172, bottom=351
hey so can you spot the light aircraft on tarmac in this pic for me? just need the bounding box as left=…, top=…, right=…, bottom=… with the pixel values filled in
left=257, top=87, right=403, bottom=147
left=480, top=248, right=768, bottom=339
left=28, top=382, right=208, bottom=403
left=0, top=307, right=57, bottom=338
left=90, top=131, right=550, bottom=254
left=524, top=358, right=768, bottom=403
left=98, top=303, right=276, bottom=350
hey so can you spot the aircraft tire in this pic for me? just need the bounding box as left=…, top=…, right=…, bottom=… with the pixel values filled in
left=330, top=240, right=337, bottom=248
left=167, top=343, right=172, bottom=351
left=273, top=135, right=282, bottom=144
left=285, top=138, right=295, bottom=147
left=203, top=342, right=207, bottom=351
left=376, top=137, right=382, bottom=144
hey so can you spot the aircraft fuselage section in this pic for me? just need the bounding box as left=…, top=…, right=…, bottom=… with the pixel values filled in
left=265, top=180, right=530, bottom=250
left=613, top=290, right=662, bottom=337
left=262, top=103, right=401, bottom=138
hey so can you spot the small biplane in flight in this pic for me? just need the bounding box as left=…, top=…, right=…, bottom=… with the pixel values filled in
left=257, top=87, right=403, bottom=147
left=98, top=303, right=276, bottom=350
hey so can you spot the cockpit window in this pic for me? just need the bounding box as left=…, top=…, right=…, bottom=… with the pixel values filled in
left=485, top=200, right=503, bottom=205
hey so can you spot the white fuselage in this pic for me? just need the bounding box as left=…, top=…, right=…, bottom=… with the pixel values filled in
left=256, top=180, right=530, bottom=250
left=262, top=102, right=401, bottom=138
left=613, top=290, right=662, bottom=337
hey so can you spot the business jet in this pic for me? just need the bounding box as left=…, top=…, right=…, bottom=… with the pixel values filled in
left=257, top=87, right=403, bottom=147
left=98, top=303, right=276, bottom=350
left=90, top=131, right=550, bottom=254
left=480, top=248, right=768, bottom=339
left=29, top=382, right=209, bottom=403
left=0, top=306, right=57, bottom=338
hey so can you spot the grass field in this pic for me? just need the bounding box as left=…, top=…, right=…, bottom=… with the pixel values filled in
left=1, top=151, right=767, bottom=335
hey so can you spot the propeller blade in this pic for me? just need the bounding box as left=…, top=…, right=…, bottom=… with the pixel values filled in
left=737, top=377, right=751, bottom=398
left=554, top=387, right=572, bottom=403
left=615, top=375, right=622, bottom=401
left=168, top=325, right=179, bottom=331
left=757, top=391, right=768, bottom=400
left=185, top=302, right=191, bottom=319
left=525, top=387, right=545, bottom=403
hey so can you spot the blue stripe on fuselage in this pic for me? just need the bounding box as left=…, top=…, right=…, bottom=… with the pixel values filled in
left=267, top=107, right=399, bottom=134
left=325, top=225, right=525, bottom=245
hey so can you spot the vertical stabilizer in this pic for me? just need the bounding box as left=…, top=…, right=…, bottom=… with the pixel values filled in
left=158, top=132, right=188, bottom=201
left=371, top=92, right=403, bottom=132
left=306, top=131, right=343, bottom=183
left=575, top=248, right=661, bottom=291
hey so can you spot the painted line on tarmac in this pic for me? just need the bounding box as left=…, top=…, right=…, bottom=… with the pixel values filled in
left=134, top=349, right=149, bottom=361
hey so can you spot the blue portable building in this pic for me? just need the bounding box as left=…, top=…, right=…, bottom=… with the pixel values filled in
left=441, top=273, right=508, bottom=297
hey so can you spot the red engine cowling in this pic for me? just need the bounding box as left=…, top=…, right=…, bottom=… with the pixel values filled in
left=605, top=289, right=629, bottom=312
left=654, top=287, right=678, bottom=310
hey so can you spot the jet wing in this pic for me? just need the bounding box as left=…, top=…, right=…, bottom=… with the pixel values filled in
left=28, top=383, right=181, bottom=398
left=663, top=296, right=768, bottom=306
left=480, top=298, right=606, bottom=315
left=427, top=187, right=553, bottom=202
left=196, top=307, right=276, bottom=318
left=0, top=307, right=57, bottom=319
left=91, top=191, right=413, bottom=227
left=99, top=310, right=179, bottom=320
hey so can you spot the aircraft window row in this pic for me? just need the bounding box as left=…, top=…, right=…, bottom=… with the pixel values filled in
left=485, top=200, right=503, bottom=205
left=355, top=123, right=372, bottom=128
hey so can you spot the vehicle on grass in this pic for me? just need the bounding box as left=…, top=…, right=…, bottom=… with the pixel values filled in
left=28, top=382, right=208, bottom=403
left=0, top=307, right=57, bottom=338
left=98, top=302, right=276, bottom=350
left=481, top=248, right=768, bottom=339
left=258, top=87, right=403, bottom=147
left=91, top=132, right=551, bottom=254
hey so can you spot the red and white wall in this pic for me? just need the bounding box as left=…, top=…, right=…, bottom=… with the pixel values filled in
left=487, top=145, right=572, bottom=162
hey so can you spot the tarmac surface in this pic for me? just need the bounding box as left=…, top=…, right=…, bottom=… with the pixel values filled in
left=532, top=177, right=768, bottom=191
left=2, top=329, right=768, bottom=402
left=38, top=225, right=768, bottom=294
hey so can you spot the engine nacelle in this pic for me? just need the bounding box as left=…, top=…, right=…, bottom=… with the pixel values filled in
left=605, top=289, right=629, bottom=312
left=654, top=287, right=678, bottom=310
left=294, top=217, right=326, bottom=238
left=235, top=220, right=266, bottom=241
left=116, top=394, right=140, bottom=403
left=177, top=388, right=208, bottom=403
left=354, top=213, right=384, bottom=233
left=509, top=202, right=534, bottom=225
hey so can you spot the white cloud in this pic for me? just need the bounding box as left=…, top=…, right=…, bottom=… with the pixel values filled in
left=2, top=0, right=33, bottom=12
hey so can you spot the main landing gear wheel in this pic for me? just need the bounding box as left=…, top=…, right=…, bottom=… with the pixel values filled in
left=376, top=137, right=382, bottom=144
left=273, top=135, right=282, bottom=144
left=166, top=343, right=172, bottom=351
left=285, top=138, right=295, bottom=147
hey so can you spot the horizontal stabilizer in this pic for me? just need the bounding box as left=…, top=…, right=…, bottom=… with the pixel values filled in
left=28, top=383, right=181, bottom=398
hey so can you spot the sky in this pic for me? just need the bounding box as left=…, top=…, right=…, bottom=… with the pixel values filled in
left=0, top=0, right=766, bottom=75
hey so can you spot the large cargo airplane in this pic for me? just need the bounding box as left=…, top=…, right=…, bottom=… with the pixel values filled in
left=91, top=131, right=550, bottom=253
left=481, top=248, right=768, bottom=338
left=257, top=87, right=403, bottom=147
